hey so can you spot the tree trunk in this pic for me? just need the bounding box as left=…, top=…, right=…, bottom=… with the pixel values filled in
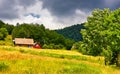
left=116, top=53, right=120, bottom=67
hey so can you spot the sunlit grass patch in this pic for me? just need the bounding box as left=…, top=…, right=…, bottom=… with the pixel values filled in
left=60, top=61, right=102, bottom=74
left=0, top=46, right=104, bottom=64
left=0, top=59, right=102, bottom=74
left=0, top=46, right=120, bottom=74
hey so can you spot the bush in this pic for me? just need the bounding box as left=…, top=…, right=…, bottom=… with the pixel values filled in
left=103, top=49, right=113, bottom=65
left=71, top=42, right=81, bottom=50
left=43, top=44, right=65, bottom=49
left=0, top=35, right=13, bottom=46
left=0, top=62, right=9, bottom=71
left=0, top=28, right=8, bottom=40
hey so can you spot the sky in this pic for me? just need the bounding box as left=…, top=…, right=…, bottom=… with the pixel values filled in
left=0, top=0, right=120, bottom=29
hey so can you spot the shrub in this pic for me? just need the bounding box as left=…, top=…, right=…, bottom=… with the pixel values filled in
left=0, top=62, right=9, bottom=71
left=103, top=49, right=113, bottom=65
left=0, top=28, right=8, bottom=40
left=43, top=44, right=65, bottom=49
left=19, top=49, right=26, bottom=53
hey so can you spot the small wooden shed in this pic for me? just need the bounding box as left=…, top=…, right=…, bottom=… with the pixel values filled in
left=14, top=38, right=34, bottom=48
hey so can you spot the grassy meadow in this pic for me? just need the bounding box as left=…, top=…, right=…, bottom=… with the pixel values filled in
left=0, top=46, right=120, bottom=74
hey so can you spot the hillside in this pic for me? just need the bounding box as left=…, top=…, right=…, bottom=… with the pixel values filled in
left=55, top=23, right=84, bottom=41
left=0, top=46, right=120, bottom=74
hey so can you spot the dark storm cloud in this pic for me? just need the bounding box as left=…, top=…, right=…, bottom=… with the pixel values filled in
left=41, top=0, right=120, bottom=17
left=17, top=0, right=36, bottom=7
left=0, top=0, right=120, bottom=21
left=0, top=0, right=37, bottom=19
left=42, top=0, right=104, bottom=16
left=0, top=0, right=18, bottom=19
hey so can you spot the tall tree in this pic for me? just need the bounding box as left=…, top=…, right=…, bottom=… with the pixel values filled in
left=80, top=8, right=120, bottom=66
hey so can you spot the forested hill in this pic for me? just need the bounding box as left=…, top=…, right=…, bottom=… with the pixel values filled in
left=55, top=23, right=84, bottom=42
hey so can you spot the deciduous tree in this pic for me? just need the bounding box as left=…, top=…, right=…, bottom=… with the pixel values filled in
left=80, top=8, right=120, bottom=66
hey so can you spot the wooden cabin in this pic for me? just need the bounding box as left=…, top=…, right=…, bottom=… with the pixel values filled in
left=14, top=38, right=34, bottom=48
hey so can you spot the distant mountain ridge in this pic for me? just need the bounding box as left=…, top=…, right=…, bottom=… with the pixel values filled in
left=55, top=23, right=84, bottom=41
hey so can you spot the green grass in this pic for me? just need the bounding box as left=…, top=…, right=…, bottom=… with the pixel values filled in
left=0, top=35, right=13, bottom=46
left=0, top=60, right=102, bottom=74
left=0, top=62, right=9, bottom=72
left=0, top=46, right=104, bottom=64
left=0, top=46, right=120, bottom=74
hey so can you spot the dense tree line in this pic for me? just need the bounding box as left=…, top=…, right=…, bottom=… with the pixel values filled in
left=0, top=20, right=14, bottom=35
left=55, top=24, right=84, bottom=41
left=12, top=23, right=75, bottom=50
left=0, top=20, right=14, bottom=40
left=0, top=20, right=75, bottom=49
left=78, top=8, right=120, bottom=67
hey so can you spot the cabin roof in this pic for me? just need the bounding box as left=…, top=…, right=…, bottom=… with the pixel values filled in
left=14, top=38, right=34, bottom=45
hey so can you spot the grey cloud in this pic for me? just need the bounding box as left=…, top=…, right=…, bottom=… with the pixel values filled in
left=0, top=0, right=37, bottom=20
left=42, top=0, right=120, bottom=17
left=25, top=13, right=40, bottom=18
left=0, top=0, right=120, bottom=28
left=17, top=0, right=37, bottom=7
left=0, top=9, right=18, bottom=19
left=42, top=0, right=104, bottom=17
left=0, top=0, right=18, bottom=19
left=104, top=0, right=120, bottom=9
left=40, top=0, right=120, bottom=28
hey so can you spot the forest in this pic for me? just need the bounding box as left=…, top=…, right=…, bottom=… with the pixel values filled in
left=55, top=23, right=84, bottom=41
